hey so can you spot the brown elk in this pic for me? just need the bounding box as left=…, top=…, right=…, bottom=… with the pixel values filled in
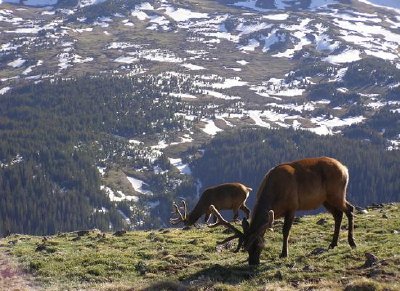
left=170, top=183, right=252, bottom=226
left=209, top=157, right=356, bottom=265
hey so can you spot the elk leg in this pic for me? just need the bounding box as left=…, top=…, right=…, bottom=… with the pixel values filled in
left=324, top=202, right=343, bottom=249
left=344, top=202, right=356, bottom=248
left=240, top=204, right=251, bottom=219
left=280, top=211, right=295, bottom=258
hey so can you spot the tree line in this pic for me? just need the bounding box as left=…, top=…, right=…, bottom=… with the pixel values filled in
left=191, top=127, right=400, bottom=210
left=0, top=74, right=187, bottom=236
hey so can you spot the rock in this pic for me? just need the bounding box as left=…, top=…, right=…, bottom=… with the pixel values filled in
left=316, top=218, right=328, bottom=225
left=35, top=243, right=46, bottom=252
left=96, top=233, right=106, bottom=239
left=135, top=261, right=147, bottom=275
left=303, top=265, right=315, bottom=272
left=310, top=247, right=326, bottom=255
left=355, top=206, right=368, bottom=214
left=368, top=203, right=384, bottom=210
left=113, top=230, right=126, bottom=236
left=363, top=252, right=378, bottom=267
left=216, top=241, right=233, bottom=252
left=274, top=270, right=283, bottom=280
left=76, top=230, right=90, bottom=237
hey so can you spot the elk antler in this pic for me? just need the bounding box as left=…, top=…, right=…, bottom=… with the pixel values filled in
left=181, top=200, right=188, bottom=220
left=208, top=205, right=244, bottom=252
left=170, top=202, right=185, bottom=225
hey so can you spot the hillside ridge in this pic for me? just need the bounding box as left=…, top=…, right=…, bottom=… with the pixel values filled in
left=1, top=203, right=399, bottom=290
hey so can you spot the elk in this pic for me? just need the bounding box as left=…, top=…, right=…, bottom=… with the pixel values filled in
left=209, top=157, right=356, bottom=265
left=170, top=183, right=252, bottom=226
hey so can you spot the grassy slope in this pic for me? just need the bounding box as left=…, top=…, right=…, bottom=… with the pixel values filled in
left=0, top=204, right=399, bottom=290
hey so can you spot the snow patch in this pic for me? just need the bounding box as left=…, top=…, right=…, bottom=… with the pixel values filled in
left=323, top=49, right=361, bottom=64
left=8, top=58, right=26, bottom=68
left=127, top=176, right=153, bottom=196
left=164, top=6, right=208, bottom=22
left=181, top=63, right=206, bottom=70
left=201, top=119, right=223, bottom=135
left=169, top=158, right=192, bottom=175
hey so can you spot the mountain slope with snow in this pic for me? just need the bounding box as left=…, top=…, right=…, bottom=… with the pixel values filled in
left=1, top=0, right=400, bottom=231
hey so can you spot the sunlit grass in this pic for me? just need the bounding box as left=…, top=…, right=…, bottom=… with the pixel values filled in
left=1, top=204, right=399, bottom=290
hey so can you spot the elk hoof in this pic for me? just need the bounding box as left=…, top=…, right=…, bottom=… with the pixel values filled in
left=279, top=253, right=288, bottom=258
left=328, top=243, right=337, bottom=249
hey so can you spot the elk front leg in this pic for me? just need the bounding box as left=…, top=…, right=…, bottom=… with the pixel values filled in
left=324, top=202, right=343, bottom=249
left=281, top=212, right=295, bottom=258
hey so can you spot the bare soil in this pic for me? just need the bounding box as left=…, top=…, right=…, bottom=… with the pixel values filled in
left=0, top=248, right=38, bottom=291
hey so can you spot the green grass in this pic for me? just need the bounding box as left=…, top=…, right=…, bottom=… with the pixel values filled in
left=1, top=204, right=399, bottom=290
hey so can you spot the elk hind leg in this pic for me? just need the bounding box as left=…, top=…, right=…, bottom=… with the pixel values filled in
left=281, top=211, right=295, bottom=258
left=323, top=202, right=343, bottom=249
left=344, top=201, right=356, bottom=248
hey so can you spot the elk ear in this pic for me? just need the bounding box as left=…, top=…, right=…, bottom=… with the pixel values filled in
left=242, top=218, right=250, bottom=233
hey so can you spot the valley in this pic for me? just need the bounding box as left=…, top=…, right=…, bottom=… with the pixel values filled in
left=1, top=0, right=400, bottom=233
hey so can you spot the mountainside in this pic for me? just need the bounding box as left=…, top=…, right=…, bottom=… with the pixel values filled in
left=1, top=0, right=400, bottom=235
left=1, top=203, right=399, bottom=290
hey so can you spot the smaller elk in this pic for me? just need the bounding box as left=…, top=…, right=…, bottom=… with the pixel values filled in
left=170, top=183, right=252, bottom=226
left=209, top=157, right=356, bottom=265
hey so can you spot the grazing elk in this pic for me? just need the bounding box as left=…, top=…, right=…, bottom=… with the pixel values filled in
left=170, top=183, right=252, bottom=226
left=209, top=157, right=357, bottom=265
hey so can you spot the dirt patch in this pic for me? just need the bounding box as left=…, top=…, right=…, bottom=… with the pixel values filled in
left=0, top=248, right=39, bottom=291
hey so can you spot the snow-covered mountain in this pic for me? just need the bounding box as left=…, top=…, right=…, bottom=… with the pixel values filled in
left=1, top=0, right=399, bottom=134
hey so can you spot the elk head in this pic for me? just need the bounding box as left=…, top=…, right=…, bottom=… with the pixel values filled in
left=209, top=205, right=274, bottom=265
left=170, top=200, right=189, bottom=225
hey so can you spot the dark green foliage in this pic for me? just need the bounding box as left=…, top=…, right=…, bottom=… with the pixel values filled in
left=75, top=0, right=149, bottom=21
left=254, top=0, right=276, bottom=9
left=307, top=82, right=337, bottom=101
left=343, top=58, right=400, bottom=88
left=56, top=0, right=79, bottom=8
left=293, top=61, right=335, bottom=78
left=385, top=86, right=400, bottom=101
left=0, top=152, right=110, bottom=235
left=2, top=76, right=183, bottom=139
left=191, top=128, right=400, bottom=208
left=343, top=109, right=400, bottom=141
left=255, top=0, right=313, bottom=9
left=307, top=82, right=361, bottom=106
left=0, top=75, right=185, bottom=236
